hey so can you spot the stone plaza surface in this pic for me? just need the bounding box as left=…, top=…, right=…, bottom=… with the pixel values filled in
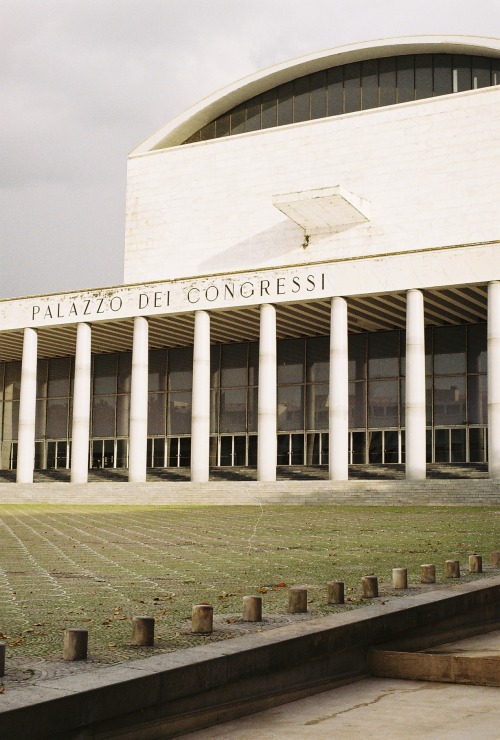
left=182, top=676, right=500, bottom=739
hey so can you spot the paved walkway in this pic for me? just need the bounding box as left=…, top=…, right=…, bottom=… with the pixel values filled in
left=182, top=677, right=500, bottom=739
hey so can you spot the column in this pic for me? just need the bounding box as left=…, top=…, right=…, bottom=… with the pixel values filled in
left=129, top=316, right=149, bottom=482
left=405, top=289, right=426, bottom=480
left=17, top=328, right=37, bottom=483
left=329, top=297, right=349, bottom=480
left=191, top=310, right=210, bottom=482
left=257, top=303, right=277, bottom=481
left=488, top=281, right=500, bottom=479
left=71, top=323, right=92, bottom=483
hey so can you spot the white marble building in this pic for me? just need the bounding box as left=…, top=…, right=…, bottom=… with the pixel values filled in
left=1, top=36, right=500, bottom=485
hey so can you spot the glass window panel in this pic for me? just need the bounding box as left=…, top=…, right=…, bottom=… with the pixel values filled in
left=293, top=76, right=310, bottom=122
left=361, top=58, right=378, bottom=109
left=434, top=376, right=466, bottom=425
left=290, top=433, right=304, bottom=465
left=48, top=357, right=71, bottom=397
left=452, top=55, right=471, bottom=92
left=472, top=57, right=491, bottom=88
left=425, top=328, right=433, bottom=375
left=451, top=428, right=466, bottom=462
left=219, top=435, right=232, bottom=466
left=369, top=431, right=383, bottom=463
left=310, top=70, right=327, bottom=119
left=248, top=386, right=258, bottom=432
left=306, top=335, right=329, bottom=382
left=148, top=349, right=167, bottom=392
left=0, top=402, right=2, bottom=441
left=426, top=376, right=432, bottom=426
left=199, top=121, right=216, bottom=140
left=215, top=113, right=230, bottom=137
left=179, top=437, right=191, bottom=466
left=261, top=89, right=277, bottom=129
left=35, top=399, right=46, bottom=438
left=277, top=385, right=304, bottom=431
left=433, top=325, right=466, bottom=374
left=210, top=389, right=218, bottom=434
left=209, top=436, right=217, bottom=466
left=384, top=430, right=399, bottom=463
left=277, top=434, right=290, bottom=465
left=493, top=58, right=500, bottom=86
left=433, top=54, right=452, bottom=96
left=117, top=394, right=130, bottom=437
left=368, top=379, right=399, bottom=427
left=344, top=62, right=361, bottom=112
left=468, top=375, right=487, bottom=425
left=34, top=441, right=44, bottom=470
left=220, top=343, right=248, bottom=387
left=415, top=55, right=433, bottom=99
left=368, top=331, right=399, bottom=378
left=348, top=333, right=366, bottom=380
left=327, top=66, right=343, bottom=115
left=167, top=391, right=192, bottom=435
left=3, top=400, right=19, bottom=439
left=147, top=392, right=165, bottom=435
left=184, top=131, right=201, bottom=145
left=92, top=395, right=116, bottom=437
left=4, top=362, right=21, bottom=400
left=397, top=55, right=414, bottom=102
left=117, top=352, right=132, bottom=393
left=400, top=379, right=405, bottom=426
left=277, top=338, right=304, bottom=384
left=36, top=359, right=48, bottom=398
left=379, top=56, right=397, bottom=106
left=93, top=354, right=117, bottom=395
left=116, top=438, right=128, bottom=467
left=245, top=96, right=261, bottom=132
left=435, top=428, right=449, bottom=462
left=248, top=342, right=259, bottom=386
left=306, top=383, right=328, bottom=430
left=220, top=388, right=246, bottom=433
left=306, top=432, right=320, bottom=465
left=400, top=331, right=406, bottom=376
left=168, top=347, right=193, bottom=390
left=0, top=363, right=3, bottom=401
left=210, top=345, right=220, bottom=389
left=230, top=104, right=246, bottom=135
left=469, top=428, right=486, bottom=463
left=351, top=431, right=366, bottom=464
left=467, top=324, right=487, bottom=373
left=46, top=398, right=69, bottom=438
left=277, top=82, right=293, bottom=125
left=349, top=381, right=366, bottom=428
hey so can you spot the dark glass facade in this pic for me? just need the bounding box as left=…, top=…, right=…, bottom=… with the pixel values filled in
left=182, top=54, right=500, bottom=145
left=0, top=324, right=488, bottom=470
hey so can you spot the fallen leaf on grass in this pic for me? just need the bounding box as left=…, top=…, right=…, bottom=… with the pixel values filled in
left=0, top=687, right=4, bottom=694
left=274, top=582, right=287, bottom=588
left=258, top=587, right=267, bottom=594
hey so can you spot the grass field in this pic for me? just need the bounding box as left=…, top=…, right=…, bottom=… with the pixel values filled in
left=0, top=505, right=498, bottom=666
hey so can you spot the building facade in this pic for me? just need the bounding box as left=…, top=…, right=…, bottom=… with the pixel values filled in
left=1, top=35, right=500, bottom=485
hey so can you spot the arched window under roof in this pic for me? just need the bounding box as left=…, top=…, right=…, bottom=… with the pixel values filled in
left=182, top=53, right=500, bottom=144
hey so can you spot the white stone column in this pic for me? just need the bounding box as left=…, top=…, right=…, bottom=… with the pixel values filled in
left=329, top=297, right=349, bottom=480
left=71, top=323, right=92, bottom=483
left=257, top=303, right=277, bottom=481
left=17, top=328, right=37, bottom=483
left=129, top=316, right=149, bottom=482
left=405, top=289, right=426, bottom=480
left=191, top=310, right=210, bottom=482
left=488, top=281, right=500, bottom=479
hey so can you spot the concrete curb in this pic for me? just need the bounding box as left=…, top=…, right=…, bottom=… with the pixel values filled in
left=1, top=576, right=499, bottom=738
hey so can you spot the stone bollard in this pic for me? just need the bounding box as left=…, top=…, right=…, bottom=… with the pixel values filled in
left=288, top=587, right=307, bottom=614
left=420, top=564, right=436, bottom=584
left=131, top=616, right=155, bottom=646
left=361, top=576, right=378, bottom=598
left=468, top=554, right=482, bottom=573
left=192, top=604, right=213, bottom=634
left=63, top=628, right=88, bottom=661
left=242, top=595, right=262, bottom=622
left=327, top=581, right=345, bottom=605
left=491, top=551, right=500, bottom=568
left=0, top=642, right=5, bottom=677
left=392, top=568, right=408, bottom=589
left=444, top=560, right=460, bottom=578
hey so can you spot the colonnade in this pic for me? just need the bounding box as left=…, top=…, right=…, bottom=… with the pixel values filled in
left=14, top=283, right=500, bottom=484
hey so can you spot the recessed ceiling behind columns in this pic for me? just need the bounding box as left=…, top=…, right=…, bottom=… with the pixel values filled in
left=0, top=285, right=488, bottom=362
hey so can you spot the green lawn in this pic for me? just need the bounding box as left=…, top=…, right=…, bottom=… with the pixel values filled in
left=0, top=505, right=498, bottom=665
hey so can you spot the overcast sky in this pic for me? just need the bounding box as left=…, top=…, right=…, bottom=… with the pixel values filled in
left=1, top=0, right=498, bottom=300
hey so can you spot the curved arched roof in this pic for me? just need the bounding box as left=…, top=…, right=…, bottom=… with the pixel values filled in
left=130, top=36, right=500, bottom=155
